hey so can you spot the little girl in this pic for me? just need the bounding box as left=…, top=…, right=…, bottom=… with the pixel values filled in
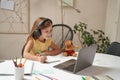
left=23, top=17, right=61, bottom=63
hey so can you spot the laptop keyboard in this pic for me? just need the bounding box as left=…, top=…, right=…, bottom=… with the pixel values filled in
left=54, top=59, right=76, bottom=72
left=63, top=63, right=75, bottom=72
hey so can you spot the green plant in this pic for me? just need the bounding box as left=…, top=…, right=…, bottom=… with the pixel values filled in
left=91, top=29, right=110, bottom=53
left=73, top=22, right=110, bottom=53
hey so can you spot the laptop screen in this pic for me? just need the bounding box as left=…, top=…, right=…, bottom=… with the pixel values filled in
left=54, top=44, right=97, bottom=73
left=73, top=44, right=97, bottom=73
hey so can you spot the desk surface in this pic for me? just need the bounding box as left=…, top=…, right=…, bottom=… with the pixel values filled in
left=0, top=53, right=120, bottom=80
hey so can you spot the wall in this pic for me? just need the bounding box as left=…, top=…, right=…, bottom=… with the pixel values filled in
left=0, top=0, right=108, bottom=59
left=105, top=0, right=120, bottom=42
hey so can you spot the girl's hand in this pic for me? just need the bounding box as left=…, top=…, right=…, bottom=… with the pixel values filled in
left=39, top=56, right=47, bottom=63
left=42, top=50, right=48, bottom=53
left=35, top=53, right=41, bottom=56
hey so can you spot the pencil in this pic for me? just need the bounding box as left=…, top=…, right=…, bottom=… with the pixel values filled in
left=18, top=56, right=23, bottom=67
left=19, top=56, right=22, bottom=64
left=36, top=50, right=44, bottom=56
left=39, top=73, right=51, bottom=80
left=82, top=76, right=86, bottom=80
left=39, top=73, right=58, bottom=80
left=23, top=59, right=27, bottom=66
left=39, top=52, right=44, bottom=56
left=35, top=76, right=41, bottom=80
left=16, top=57, right=17, bottom=65
left=12, top=59, right=18, bottom=67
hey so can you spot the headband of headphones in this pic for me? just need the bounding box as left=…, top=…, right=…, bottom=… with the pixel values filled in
left=36, top=18, right=52, bottom=30
left=32, top=18, right=52, bottom=39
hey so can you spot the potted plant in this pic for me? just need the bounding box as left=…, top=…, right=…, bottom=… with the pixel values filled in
left=73, top=22, right=110, bottom=53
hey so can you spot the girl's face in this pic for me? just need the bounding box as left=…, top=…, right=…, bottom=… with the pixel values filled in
left=40, top=26, right=52, bottom=39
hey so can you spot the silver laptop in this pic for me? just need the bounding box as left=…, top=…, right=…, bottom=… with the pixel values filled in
left=54, top=44, right=97, bottom=73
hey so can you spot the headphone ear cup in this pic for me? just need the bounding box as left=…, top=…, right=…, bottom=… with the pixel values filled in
left=33, top=29, right=41, bottom=39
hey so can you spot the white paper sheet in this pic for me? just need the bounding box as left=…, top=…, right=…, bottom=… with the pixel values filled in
left=1, top=0, right=14, bottom=10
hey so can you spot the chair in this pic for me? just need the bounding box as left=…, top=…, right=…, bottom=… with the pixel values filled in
left=21, top=45, right=25, bottom=58
left=105, top=42, right=120, bottom=56
left=52, top=24, right=73, bottom=48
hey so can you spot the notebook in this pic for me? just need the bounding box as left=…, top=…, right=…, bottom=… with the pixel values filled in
left=54, top=44, right=97, bottom=73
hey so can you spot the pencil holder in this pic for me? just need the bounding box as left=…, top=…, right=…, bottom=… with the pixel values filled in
left=14, top=66, right=24, bottom=80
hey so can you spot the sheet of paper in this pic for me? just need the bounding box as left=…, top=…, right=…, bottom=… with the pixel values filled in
left=1, top=0, right=14, bottom=10
left=0, top=60, right=34, bottom=74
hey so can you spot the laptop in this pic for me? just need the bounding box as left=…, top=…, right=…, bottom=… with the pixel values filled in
left=54, top=44, right=97, bottom=73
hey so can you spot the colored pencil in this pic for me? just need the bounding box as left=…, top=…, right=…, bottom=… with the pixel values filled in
left=12, top=59, right=18, bottom=67
left=23, top=59, right=27, bottom=66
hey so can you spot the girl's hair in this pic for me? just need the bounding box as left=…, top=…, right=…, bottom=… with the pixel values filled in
left=26, top=17, right=52, bottom=43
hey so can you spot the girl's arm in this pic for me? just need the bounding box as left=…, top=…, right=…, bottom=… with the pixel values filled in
left=23, top=39, right=47, bottom=63
left=43, top=41, right=62, bottom=56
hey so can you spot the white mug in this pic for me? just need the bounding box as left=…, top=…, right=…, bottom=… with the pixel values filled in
left=14, top=67, right=24, bottom=80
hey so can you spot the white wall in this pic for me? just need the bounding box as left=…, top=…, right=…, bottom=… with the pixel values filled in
left=0, top=34, right=27, bottom=59
left=0, top=0, right=108, bottom=59
left=105, top=0, right=120, bottom=42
